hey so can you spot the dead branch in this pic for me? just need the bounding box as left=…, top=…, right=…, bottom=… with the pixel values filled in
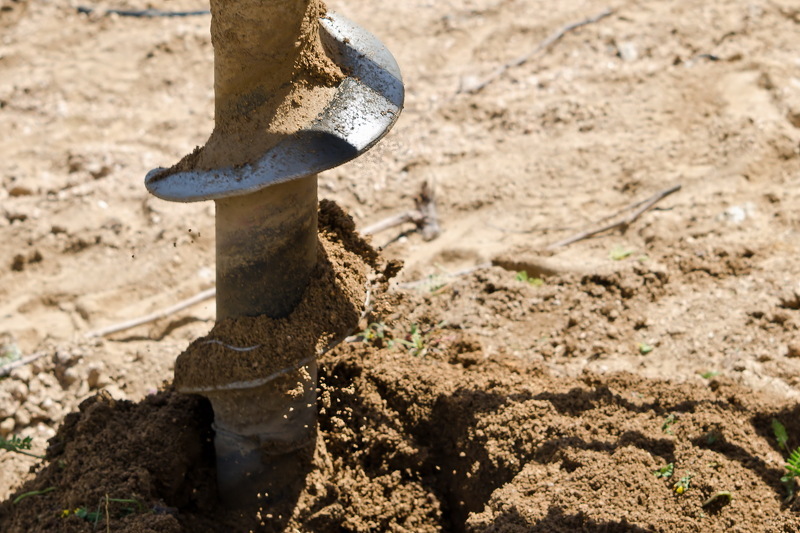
left=415, top=180, right=441, bottom=241
left=86, top=287, right=216, bottom=338
left=361, top=211, right=426, bottom=236
left=546, top=184, right=681, bottom=250
left=361, top=180, right=441, bottom=242
left=0, top=352, right=47, bottom=378
left=460, top=7, right=615, bottom=94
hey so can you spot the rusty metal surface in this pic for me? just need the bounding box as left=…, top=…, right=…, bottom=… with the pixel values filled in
left=145, top=11, right=404, bottom=203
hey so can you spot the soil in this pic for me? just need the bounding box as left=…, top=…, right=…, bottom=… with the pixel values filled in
left=2, top=0, right=800, bottom=531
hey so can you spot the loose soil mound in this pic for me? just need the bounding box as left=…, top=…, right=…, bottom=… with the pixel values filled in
left=2, top=341, right=799, bottom=532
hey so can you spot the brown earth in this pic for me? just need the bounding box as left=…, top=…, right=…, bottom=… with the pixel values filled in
left=2, top=0, right=800, bottom=531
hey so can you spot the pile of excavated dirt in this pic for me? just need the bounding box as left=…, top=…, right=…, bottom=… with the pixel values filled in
left=2, top=337, right=800, bottom=532
left=2, top=206, right=800, bottom=531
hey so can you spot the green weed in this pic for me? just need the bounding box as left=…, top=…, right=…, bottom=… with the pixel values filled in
left=673, top=473, right=693, bottom=495
left=390, top=322, right=446, bottom=358
left=609, top=246, right=634, bottom=261
left=654, top=463, right=674, bottom=478
left=662, top=413, right=677, bottom=435
left=515, top=271, right=544, bottom=287
left=0, top=435, right=44, bottom=459
left=637, top=342, right=654, bottom=355
left=13, top=486, right=56, bottom=504
left=356, top=322, right=388, bottom=346
left=772, top=418, right=790, bottom=451
left=781, top=447, right=800, bottom=502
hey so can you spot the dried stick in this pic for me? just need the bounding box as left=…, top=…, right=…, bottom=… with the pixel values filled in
left=546, top=184, right=681, bottom=250
left=0, top=352, right=47, bottom=378
left=460, top=8, right=615, bottom=94
left=362, top=211, right=425, bottom=236
left=86, top=287, right=216, bottom=338
left=361, top=180, right=441, bottom=241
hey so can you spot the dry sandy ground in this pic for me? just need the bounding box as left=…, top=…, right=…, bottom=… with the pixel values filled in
left=1, top=0, right=800, bottom=530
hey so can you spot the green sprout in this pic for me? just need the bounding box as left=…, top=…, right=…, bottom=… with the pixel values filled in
left=781, top=447, right=800, bottom=502
left=673, top=473, right=693, bottom=495
left=13, top=486, right=56, bottom=504
left=702, top=491, right=732, bottom=508
left=0, top=435, right=44, bottom=459
left=390, top=322, right=445, bottom=358
left=356, top=322, right=387, bottom=346
left=772, top=419, right=789, bottom=451
left=771, top=419, right=800, bottom=501
left=637, top=342, right=654, bottom=355
left=609, top=245, right=634, bottom=261
left=662, top=413, right=677, bottom=435
left=515, top=271, right=544, bottom=287
left=654, top=463, right=674, bottom=478
left=0, top=342, right=21, bottom=366
left=699, top=371, right=720, bottom=379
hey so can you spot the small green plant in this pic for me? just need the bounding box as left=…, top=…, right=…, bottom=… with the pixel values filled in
left=390, top=322, right=445, bottom=358
left=0, top=435, right=44, bottom=459
left=515, top=271, right=544, bottom=287
left=662, top=413, right=677, bottom=435
left=771, top=419, right=800, bottom=501
left=62, top=496, right=146, bottom=526
left=13, top=486, right=56, bottom=504
left=654, top=463, right=674, bottom=478
left=699, top=370, right=720, bottom=379
left=781, top=447, right=800, bottom=502
left=637, top=342, right=654, bottom=355
left=356, top=322, right=387, bottom=345
left=702, top=491, right=732, bottom=508
left=609, top=245, right=634, bottom=261
left=772, top=418, right=790, bottom=451
left=673, top=473, right=693, bottom=494
left=0, top=342, right=21, bottom=367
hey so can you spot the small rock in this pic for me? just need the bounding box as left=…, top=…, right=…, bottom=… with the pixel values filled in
left=8, top=185, right=34, bottom=197
left=0, top=417, right=15, bottom=438
left=59, top=367, right=80, bottom=387
left=8, top=381, right=28, bottom=402
left=103, top=384, right=127, bottom=400
left=55, top=350, right=75, bottom=367
left=9, top=365, right=32, bottom=383
left=87, top=363, right=108, bottom=389
left=617, top=41, right=639, bottom=61
left=14, top=408, right=30, bottom=427
left=787, top=344, right=800, bottom=358
left=0, top=391, right=17, bottom=419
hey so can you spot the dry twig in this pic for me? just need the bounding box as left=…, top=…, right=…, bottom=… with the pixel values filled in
left=546, top=184, right=681, bottom=250
left=361, top=180, right=441, bottom=242
left=86, top=287, right=216, bottom=338
left=460, top=7, right=615, bottom=94
left=0, top=352, right=47, bottom=378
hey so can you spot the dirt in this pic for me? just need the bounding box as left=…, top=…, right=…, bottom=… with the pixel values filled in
left=175, top=200, right=374, bottom=390
left=164, top=0, right=343, bottom=172
left=2, top=0, right=800, bottom=531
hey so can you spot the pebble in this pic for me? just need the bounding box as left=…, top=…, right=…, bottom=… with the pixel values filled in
left=9, top=366, right=32, bottom=384
left=55, top=349, right=80, bottom=366
left=59, top=367, right=80, bottom=387
left=8, top=381, right=28, bottom=402
left=14, top=408, right=31, bottom=427
left=0, top=417, right=15, bottom=438
left=87, top=363, right=108, bottom=389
